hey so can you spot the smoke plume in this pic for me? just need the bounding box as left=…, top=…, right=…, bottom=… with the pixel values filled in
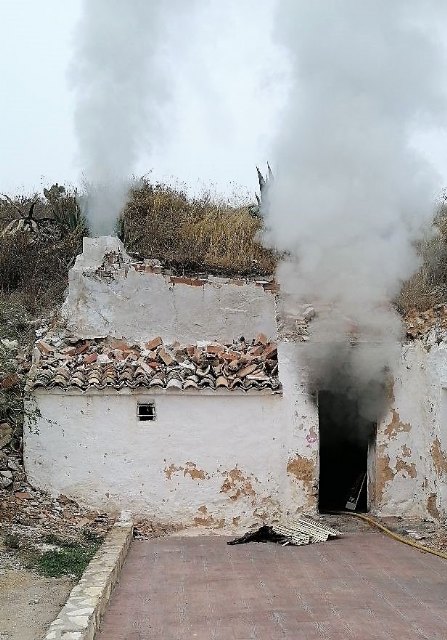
left=266, top=1, right=446, bottom=420
left=71, top=1, right=173, bottom=235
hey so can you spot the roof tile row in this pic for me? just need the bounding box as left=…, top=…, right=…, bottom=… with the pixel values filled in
left=29, top=334, right=281, bottom=393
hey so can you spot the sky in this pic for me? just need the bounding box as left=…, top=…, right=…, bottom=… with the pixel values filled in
left=1, top=0, right=447, bottom=201
left=0, top=0, right=288, bottom=201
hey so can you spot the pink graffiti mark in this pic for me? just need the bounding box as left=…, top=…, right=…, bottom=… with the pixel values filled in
left=306, top=432, right=317, bottom=445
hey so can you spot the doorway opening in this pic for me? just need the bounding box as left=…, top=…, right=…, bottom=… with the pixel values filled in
left=318, top=390, right=375, bottom=513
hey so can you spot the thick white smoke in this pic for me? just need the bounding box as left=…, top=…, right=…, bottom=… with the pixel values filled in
left=71, top=1, right=175, bottom=235
left=265, top=1, right=447, bottom=417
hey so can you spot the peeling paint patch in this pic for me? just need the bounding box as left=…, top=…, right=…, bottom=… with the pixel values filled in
left=286, top=455, right=315, bottom=493
left=395, top=459, right=417, bottom=479
left=183, top=462, right=209, bottom=480
left=306, top=426, right=317, bottom=445
left=401, top=444, right=412, bottom=458
left=164, top=462, right=209, bottom=481
left=383, top=410, right=411, bottom=439
left=376, top=447, right=394, bottom=504
left=253, top=507, right=269, bottom=521
left=427, top=493, right=440, bottom=520
left=220, top=468, right=256, bottom=502
left=376, top=447, right=417, bottom=502
left=193, top=505, right=225, bottom=528
left=386, top=378, right=395, bottom=404
left=431, top=438, right=447, bottom=477
left=164, top=463, right=181, bottom=480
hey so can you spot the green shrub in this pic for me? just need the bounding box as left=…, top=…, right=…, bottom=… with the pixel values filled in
left=35, top=542, right=99, bottom=578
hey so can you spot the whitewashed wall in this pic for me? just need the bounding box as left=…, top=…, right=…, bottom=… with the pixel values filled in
left=25, top=388, right=289, bottom=528
left=62, top=237, right=277, bottom=343
left=278, top=343, right=319, bottom=514
left=376, top=341, right=447, bottom=520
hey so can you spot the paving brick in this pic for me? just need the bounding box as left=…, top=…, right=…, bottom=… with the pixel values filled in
left=97, top=533, right=447, bottom=640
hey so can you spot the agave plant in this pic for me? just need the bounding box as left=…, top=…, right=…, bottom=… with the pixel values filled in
left=43, top=184, right=88, bottom=236
left=249, top=163, right=274, bottom=219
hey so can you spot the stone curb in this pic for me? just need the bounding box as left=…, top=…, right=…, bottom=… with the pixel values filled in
left=44, top=514, right=133, bottom=640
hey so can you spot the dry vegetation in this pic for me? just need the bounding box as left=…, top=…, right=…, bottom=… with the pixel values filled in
left=0, top=179, right=275, bottom=316
left=0, top=184, right=85, bottom=315
left=120, top=178, right=276, bottom=276
left=0, top=177, right=446, bottom=326
left=397, top=204, right=447, bottom=313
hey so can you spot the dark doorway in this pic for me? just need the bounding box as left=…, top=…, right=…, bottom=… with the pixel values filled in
left=318, top=391, right=374, bottom=513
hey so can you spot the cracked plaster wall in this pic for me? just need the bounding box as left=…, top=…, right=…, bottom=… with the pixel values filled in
left=375, top=341, right=447, bottom=520
left=278, top=341, right=447, bottom=520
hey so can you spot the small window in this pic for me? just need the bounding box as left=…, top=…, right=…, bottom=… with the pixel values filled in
left=137, top=402, right=156, bottom=422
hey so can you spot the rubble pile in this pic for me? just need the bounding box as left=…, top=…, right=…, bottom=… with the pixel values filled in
left=28, top=333, right=281, bottom=392
left=133, top=519, right=184, bottom=539
left=277, top=303, right=316, bottom=342
left=0, top=337, right=32, bottom=491
left=405, top=304, right=447, bottom=344
left=0, top=486, right=114, bottom=543
left=1, top=334, right=114, bottom=539
left=0, top=448, right=24, bottom=491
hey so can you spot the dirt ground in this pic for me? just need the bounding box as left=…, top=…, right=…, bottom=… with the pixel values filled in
left=0, top=543, right=73, bottom=640
left=0, top=486, right=114, bottom=640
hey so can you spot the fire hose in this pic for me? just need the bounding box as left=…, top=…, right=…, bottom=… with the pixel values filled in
left=335, top=511, right=447, bottom=561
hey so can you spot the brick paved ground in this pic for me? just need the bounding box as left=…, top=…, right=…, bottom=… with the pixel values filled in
left=97, top=532, right=447, bottom=640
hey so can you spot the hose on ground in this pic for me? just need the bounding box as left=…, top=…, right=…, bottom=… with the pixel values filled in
left=332, top=511, right=447, bottom=561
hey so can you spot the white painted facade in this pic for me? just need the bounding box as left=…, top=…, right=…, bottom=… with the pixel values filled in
left=25, top=388, right=286, bottom=527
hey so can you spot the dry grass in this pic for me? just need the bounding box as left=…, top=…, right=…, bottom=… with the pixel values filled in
left=120, top=180, right=277, bottom=276
left=397, top=271, right=440, bottom=314
left=0, top=184, right=86, bottom=317
left=397, top=207, right=447, bottom=314
left=0, top=181, right=276, bottom=313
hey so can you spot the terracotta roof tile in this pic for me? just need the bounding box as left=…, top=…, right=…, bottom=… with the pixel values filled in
left=28, top=336, right=281, bottom=393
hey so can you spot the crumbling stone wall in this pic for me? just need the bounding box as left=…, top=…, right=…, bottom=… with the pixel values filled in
left=62, top=237, right=277, bottom=344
